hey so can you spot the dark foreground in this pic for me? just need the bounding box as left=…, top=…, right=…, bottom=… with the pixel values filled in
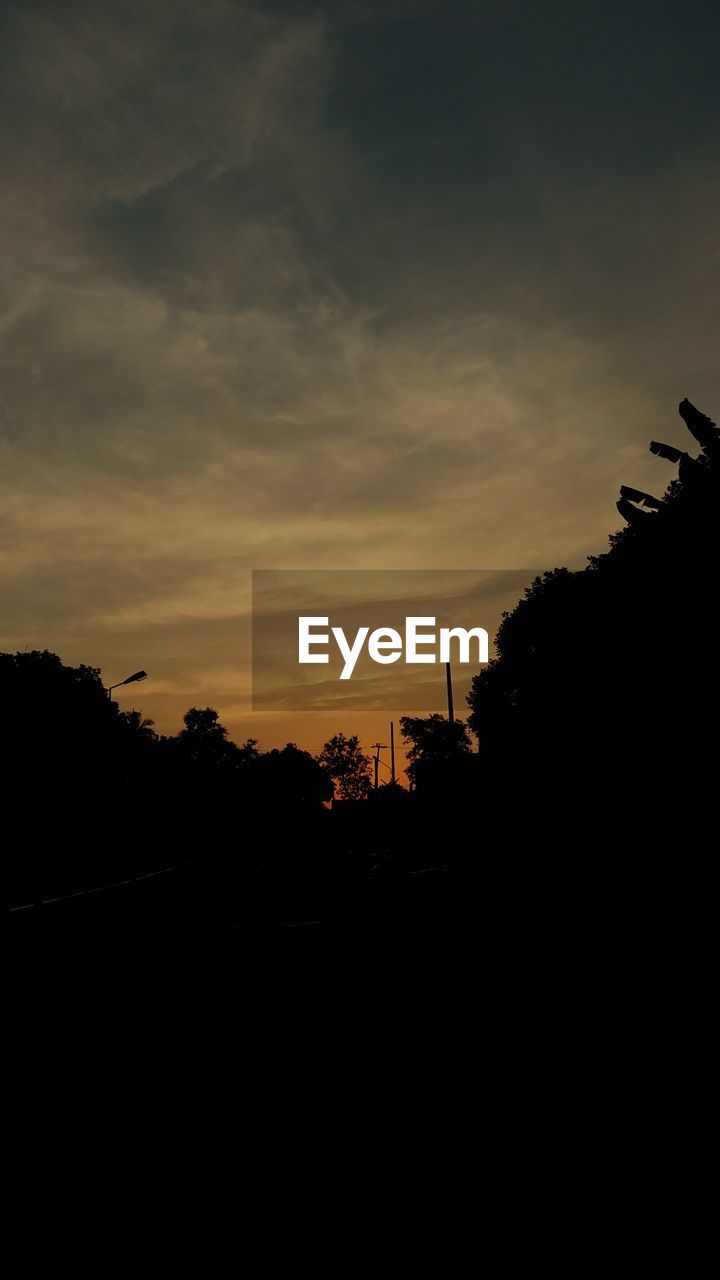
left=9, top=851, right=451, bottom=939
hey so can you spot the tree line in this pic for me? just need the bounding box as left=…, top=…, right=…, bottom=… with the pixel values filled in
left=0, top=649, right=474, bottom=809
left=6, top=398, right=717, bottom=916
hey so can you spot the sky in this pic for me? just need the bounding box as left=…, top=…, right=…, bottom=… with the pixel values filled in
left=1, top=0, right=718, bottom=760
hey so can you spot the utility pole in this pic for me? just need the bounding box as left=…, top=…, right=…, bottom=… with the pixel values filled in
left=390, top=721, right=396, bottom=785
left=370, top=742, right=388, bottom=791
left=446, top=661, right=454, bottom=723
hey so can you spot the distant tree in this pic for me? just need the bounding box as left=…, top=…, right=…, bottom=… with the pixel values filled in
left=237, top=737, right=260, bottom=766
left=117, top=709, right=157, bottom=741
left=318, top=733, right=372, bottom=800
left=175, top=706, right=239, bottom=768
left=253, top=742, right=333, bottom=807
left=180, top=706, right=227, bottom=740
left=399, top=714, right=472, bottom=792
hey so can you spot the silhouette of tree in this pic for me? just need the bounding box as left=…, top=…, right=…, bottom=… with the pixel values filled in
left=251, top=742, right=333, bottom=808
left=400, top=713, right=472, bottom=792
left=2, top=650, right=164, bottom=902
left=237, top=737, right=260, bottom=764
left=467, top=398, right=718, bottom=819
left=175, top=707, right=239, bottom=766
left=318, top=733, right=372, bottom=800
left=1, top=649, right=115, bottom=790
left=117, top=709, right=157, bottom=741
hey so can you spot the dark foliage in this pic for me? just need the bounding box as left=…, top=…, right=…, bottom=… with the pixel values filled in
left=400, top=713, right=473, bottom=795
left=318, top=733, right=372, bottom=800
left=2, top=655, right=332, bottom=910
left=467, top=399, right=718, bottom=843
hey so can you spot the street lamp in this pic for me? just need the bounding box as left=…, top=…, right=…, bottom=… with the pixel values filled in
left=106, top=670, right=147, bottom=699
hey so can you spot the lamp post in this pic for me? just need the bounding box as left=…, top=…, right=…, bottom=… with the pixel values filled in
left=106, top=670, right=147, bottom=700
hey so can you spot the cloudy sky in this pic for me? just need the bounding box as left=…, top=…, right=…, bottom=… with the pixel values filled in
left=1, top=0, right=718, bottom=752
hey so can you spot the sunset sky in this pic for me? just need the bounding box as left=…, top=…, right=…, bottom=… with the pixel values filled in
left=1, top=0, right=718, bottom=761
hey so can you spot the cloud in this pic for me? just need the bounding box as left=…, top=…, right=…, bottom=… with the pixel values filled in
left=1, top=0, right=718, bottom=741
